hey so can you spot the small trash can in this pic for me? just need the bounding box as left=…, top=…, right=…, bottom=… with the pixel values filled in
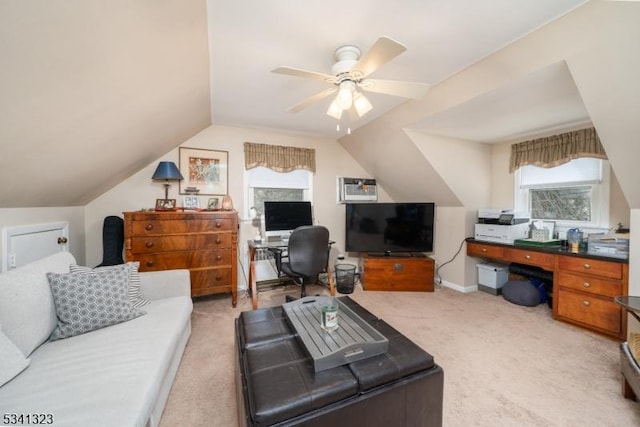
left=335, top=264, right=356, bottom=294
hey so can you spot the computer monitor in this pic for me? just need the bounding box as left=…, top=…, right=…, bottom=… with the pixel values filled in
left=263, top=201, right=313, bottom=240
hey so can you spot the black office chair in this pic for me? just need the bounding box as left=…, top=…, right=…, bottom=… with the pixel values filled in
left=96, top=216, right=124, bottom=267
left=268, top=225, right=331, bottom=300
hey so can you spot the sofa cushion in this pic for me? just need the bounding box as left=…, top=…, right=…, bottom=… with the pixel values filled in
left=0, top=251, right=76, bottom=356
left=46, top=264, right=145, bottom=340
left=70, top=262, right=150, bottom=308
left=0, top=296, right=193, bottom=427
left=0, top=325, right=30, bottom=387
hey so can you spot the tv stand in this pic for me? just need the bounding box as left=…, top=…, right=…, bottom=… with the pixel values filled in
left=360, top=254, right=434, bottom=292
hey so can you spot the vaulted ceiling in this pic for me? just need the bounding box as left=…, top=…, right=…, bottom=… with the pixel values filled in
left=0, top=0, right=598, bottom=207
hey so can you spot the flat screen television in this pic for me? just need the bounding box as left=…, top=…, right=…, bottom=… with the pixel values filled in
left=345, top=202, right=435, bottom=254
left=263, top=201, right=313, bottom=239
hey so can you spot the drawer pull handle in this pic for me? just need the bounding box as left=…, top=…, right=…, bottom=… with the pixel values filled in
left=583, top=263, right=591, bottom=269
left=145, top=241, right=154, bottom=248
left=146, top=260, right=154, bottom=267
left=525, top=255, right=531, bottom=260
left=145, top=224, right=153, bottom=230
left=582, top=300, right=590, bottom=307
left=216, top=255, right=222, bottom=261
left=216, top=275, right=223, bottom=281
left=583, top=282, right=591, bottom=288
left=215, top=222, right=222, bottom=228
left=215, top=238, right=221, bottom=244
left=481, top=248, right=487, bottom=252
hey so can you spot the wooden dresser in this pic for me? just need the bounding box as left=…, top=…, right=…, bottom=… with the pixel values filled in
left=360, top=254, right=435, bottom=292
left=467, top=239, right=628, bottom=340
left=124, top=210, right=238, bottom=306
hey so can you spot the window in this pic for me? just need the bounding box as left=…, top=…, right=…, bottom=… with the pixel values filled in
left=245, top=167, right=313, bottom=216
left=514, top=158, right=609, bottom=227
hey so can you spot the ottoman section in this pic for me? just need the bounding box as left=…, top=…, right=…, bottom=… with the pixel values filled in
left=237, top=306, right=295, bottom=350
left=244, top=338, right=358, bottom=427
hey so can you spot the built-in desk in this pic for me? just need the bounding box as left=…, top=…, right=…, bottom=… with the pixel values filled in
left=467, top=238, right=628, bottom=340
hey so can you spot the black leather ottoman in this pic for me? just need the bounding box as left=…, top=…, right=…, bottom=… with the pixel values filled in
left=235, top=297, right=444, bottom=426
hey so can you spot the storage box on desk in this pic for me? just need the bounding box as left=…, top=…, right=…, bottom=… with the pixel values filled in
left=587, top=233, right=629, bottom=259
left=476, top=263, right=509, bottom=295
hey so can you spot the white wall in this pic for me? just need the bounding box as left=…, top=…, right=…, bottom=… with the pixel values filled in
left=0, top=207, right=85, bottom=265
left=85, top=124, right=387, bottom=290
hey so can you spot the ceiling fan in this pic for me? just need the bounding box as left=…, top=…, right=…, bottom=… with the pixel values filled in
left=272, top=36, right=429, bottom=121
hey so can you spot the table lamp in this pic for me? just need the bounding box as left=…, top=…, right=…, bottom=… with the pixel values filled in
left=152, top=161, right=184, bottom=201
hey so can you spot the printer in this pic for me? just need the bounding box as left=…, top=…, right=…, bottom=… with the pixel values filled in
left=475, top=209, right=530, bottom=244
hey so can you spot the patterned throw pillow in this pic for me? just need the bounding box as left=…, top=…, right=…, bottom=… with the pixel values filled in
left=46, top=264, right=145, bottom=341
left=69, top=262, right=150, bottom=308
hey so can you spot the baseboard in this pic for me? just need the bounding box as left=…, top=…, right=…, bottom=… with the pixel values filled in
left=440, top=280, right=478, bottom=293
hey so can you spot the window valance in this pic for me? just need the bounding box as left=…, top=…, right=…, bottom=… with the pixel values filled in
left=509, top=127, right=607, bottom=173
left=244, top=142, right=316, bottom=173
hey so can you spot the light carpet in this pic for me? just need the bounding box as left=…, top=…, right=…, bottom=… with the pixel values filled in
left=160, top=284, right=640, bottom=426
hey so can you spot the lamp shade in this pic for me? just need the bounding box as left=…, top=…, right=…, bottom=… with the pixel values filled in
left=152, top=161, right=183, bottom=181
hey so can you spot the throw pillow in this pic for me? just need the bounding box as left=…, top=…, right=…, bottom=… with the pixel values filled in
left=69, top=262, right=149, bottom=308
left=0, top=324, right=31, bottom=387
left=46, top=264, right=145, bottom=341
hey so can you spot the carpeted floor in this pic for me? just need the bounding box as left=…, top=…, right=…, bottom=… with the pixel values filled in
left=159, top=284, right=640, bottom=426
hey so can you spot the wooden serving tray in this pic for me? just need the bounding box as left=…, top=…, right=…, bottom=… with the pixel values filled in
left=282, top=296, right=389, bottom=372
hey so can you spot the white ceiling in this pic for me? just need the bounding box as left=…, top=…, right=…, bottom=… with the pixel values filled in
left=207, top=0, right=590, bottom=141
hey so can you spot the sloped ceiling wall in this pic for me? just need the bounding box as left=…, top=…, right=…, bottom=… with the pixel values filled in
left=0, top=0, right=211, bottom=207
left=341, top=1, right=640, bottom=211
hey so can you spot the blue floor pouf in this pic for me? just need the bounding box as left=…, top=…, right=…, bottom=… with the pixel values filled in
left=502, top=280, right=541, bottom=307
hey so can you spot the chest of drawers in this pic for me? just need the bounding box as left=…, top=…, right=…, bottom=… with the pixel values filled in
left=124, top=211, right=238, bottom=306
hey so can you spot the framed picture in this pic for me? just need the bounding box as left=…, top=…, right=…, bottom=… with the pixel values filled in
left=207, top=197, right=220, bottom=210
left=183, top=196, right=200, bottom=210
left=155, top=199, right=176, bottom=211
left=179, top=147, right=228, bottom=195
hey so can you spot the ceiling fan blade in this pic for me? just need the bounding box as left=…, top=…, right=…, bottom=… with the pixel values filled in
left=352, top=36, right=407, bottom=78
left=360, top=78, right=429, bottom=100
left=288, top=88, right=337, bottom=113
left=272, top=66, right=337, bottom=83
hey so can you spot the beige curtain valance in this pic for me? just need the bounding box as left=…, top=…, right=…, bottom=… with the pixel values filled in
left=244, top=142, right=316, bottom=173
left=509, top=127, right=607, bottom=173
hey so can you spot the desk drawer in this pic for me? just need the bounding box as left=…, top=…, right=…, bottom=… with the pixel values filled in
left=130, top=234, right=233, bottom=253
left=504, top=248, right=554, bottom=269
left=557, top=255, right=622, bottom=280
left=467, top=242, right=504, bottom=259
left=556, top=288, right=621, bottom=335
left=556, top=271, right=621, bottom=298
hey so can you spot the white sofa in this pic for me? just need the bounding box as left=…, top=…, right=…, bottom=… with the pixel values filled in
left=0, top=251, right=193, bottom=427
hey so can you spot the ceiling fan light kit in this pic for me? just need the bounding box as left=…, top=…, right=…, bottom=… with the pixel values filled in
left=273, top=36, right=429, bottom=130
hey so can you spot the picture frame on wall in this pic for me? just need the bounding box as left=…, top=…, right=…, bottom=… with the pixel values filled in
left=179, top=147, right=228, bottom=195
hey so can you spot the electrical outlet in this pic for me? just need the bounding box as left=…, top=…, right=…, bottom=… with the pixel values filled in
left=8, top=253, right=16, bottom=269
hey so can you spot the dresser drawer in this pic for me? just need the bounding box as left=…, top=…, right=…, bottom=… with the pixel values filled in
left=504, top=248, right=554, bottom=269
left=190, top=268, right=233, bottom=296
left=131, top=218, right=234, bottom=235
left=130, top=234, right=233, bottom=253
left=557, top=255, right=622, bottom=279
left=135, top=249, right=231, bottom=271
left=556, top=288, right=622, bottom=335
left=556, top=271, right=621, bottom=298
left=467, top=242, right=504, bottom=259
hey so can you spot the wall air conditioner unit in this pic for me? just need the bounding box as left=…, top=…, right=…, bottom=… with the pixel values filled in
left=337, top=177, right=378, bottom=203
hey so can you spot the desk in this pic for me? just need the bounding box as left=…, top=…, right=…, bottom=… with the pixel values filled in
left=614, top=296, right=640, bottom=324
left=467, top=238, right=628, bottom=340
left=247, top=239, right=335, bottom=309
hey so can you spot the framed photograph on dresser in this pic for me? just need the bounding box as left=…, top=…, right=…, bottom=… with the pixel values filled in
left=179, top=147, right=228, bottom=195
